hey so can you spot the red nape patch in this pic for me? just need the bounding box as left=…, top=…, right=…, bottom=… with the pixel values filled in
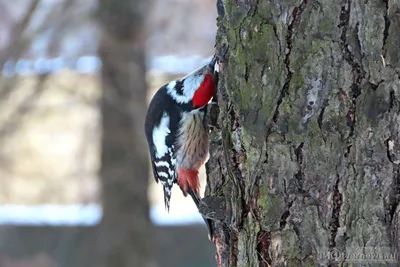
left=177, top=168, right=200, bottom=196
left=192, top=74, right=216, bottom=108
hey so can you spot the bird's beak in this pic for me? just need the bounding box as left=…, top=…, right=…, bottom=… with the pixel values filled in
left=208, top=56, right=217, bottom=69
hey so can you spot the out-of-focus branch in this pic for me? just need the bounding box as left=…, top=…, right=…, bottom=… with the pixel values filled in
left=0, top=0, right=40, bottom=66
left=0, top=74, right=49, bottom=140
left=0, top=76, right=20, bottom=101
left=42, top=0, right=97, bottom=54
left=0, top=0, right=73, bottom=106
left=0, top=0, right=81, bottom=69
left=0, top=0, right=84, bottom=142
left=0, top=0, right=41, bottom=110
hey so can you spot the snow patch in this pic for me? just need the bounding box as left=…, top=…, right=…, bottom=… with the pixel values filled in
left=1, top=55, right=213, bottom=76
left=0, top=204, right=204, bottom=226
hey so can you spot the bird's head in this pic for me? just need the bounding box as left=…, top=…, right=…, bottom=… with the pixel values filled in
left=166, top=56, right=219, bottom=108
left=192, top=56, right=218, bottom=108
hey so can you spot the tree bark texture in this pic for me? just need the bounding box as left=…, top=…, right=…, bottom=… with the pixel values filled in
left=96, top=1, right=156, bottom=267
left=206, top=0, right=400, bottom=266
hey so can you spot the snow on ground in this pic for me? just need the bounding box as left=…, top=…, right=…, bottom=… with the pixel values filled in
left=0, top=204, right=204, bottom=226
left=2, top=55, right=213, bottom=76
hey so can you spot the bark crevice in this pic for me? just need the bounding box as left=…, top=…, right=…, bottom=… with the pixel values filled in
left=328, top=176, right=343, bottom=267
left=388, top=167, right=400, bottom=222
left=339, top=0, right=364, bottom=162
left=279, top=201, right=293, bottom=231
left=271, top=0, right=308, bottom=125
left=382, top=0, right=390, bottom=55
left=317, top=98, right=329, bottom=132
left=294, top=142, right=305, bottom=189
left=256, top=231, right=272, bottom=267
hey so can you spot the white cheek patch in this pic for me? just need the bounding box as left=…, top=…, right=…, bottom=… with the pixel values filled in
left=152, top=112, right=171, bottom=158
left=166, top=75, right=204, bottom=104
left=183, top=74, right=204, bottom=95
left=166, top=81, right=190, bottom=103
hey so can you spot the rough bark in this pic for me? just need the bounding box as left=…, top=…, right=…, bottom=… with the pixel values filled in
left=95, top=1, right=156, bottom=267
left=206, top=0, right=400, bottom=266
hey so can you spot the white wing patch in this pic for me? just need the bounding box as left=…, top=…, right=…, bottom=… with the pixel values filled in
left=166, top=75, right=204, bottom=104
left=152, top=112, right=171, bottom=158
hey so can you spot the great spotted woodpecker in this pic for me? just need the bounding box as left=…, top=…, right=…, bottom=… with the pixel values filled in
left=144, top=56, right=218, bottom=238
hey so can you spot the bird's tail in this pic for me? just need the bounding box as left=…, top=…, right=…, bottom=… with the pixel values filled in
left=163, top=185, right=172, bottom=212
left=187, top=188, right=213, bottom=241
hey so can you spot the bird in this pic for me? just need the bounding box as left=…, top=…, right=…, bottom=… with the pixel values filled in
left=144, top=56, right=218, bottom=239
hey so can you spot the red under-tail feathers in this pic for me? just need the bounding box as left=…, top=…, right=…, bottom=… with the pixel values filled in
left=177, top=168, right=200, bottom=196
left=177, top=142, right=210, bottom=196
left=192, top=73, right=216, bottom=108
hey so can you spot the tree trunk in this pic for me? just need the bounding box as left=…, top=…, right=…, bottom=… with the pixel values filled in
left=206, top=0, right=400, bottom=266
left=96, top=1, right=156, bottom=267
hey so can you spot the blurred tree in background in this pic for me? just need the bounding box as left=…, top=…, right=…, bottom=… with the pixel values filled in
left=95, top=0, right=156, bottom=266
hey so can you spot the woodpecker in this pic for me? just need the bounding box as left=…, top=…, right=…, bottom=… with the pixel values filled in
left=144, top=56, right=218, bottom=238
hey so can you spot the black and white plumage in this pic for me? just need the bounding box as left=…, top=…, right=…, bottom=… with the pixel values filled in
left=144, top=57, right=218, bottom=240
left=144, top=87, right=182, bottom=210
